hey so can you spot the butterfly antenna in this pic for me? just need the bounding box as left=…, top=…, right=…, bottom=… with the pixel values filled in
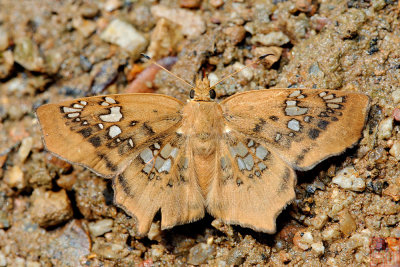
left=141, top=54, right=195, bottom=89
left=210, top=54, right=274, bottom=89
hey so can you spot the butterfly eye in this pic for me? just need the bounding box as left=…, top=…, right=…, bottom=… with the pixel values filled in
left=209, top=89, right=216, bottom=99
left=190, top=89, right=195, bottom=99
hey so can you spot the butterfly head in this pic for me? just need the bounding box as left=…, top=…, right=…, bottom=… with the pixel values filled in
left=189, top=77, right=216, bottom=102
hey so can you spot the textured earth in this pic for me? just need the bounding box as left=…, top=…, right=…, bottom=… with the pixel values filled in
left=0, top=0, right=400, bottom=266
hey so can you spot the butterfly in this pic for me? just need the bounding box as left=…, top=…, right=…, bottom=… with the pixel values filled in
left=36, top=56, right=370, bottom=236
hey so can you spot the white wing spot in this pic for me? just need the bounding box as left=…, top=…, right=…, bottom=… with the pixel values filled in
left=237, top=158, right=245, bottom=171
left=286, top=100, right=297, bottom=107
left=128, top=139, right=134, bottom=147
left=154, top=143, right=161, bottom=149
left=160, top=143, right=172, bottom=158
left=285, top=106, right=308, bottom=116
left=155, top=157, right=165, bottom=172
left=323, top=94, right=334, bottom=100
left=83, top=121, right=88, bottom=125
left=170, top=148, right=179, bottom=158
left=319, top=92, right=327, bottom=97
left=258, top=162, right=267, bottom=171
left=116, top=138, right=121, bottom=143
left=275, top=133, right=282, bottom=142
left=304, top=116, right=311, bottom=123
left=63, top=107, right=81, bottom=113
left=105, top=97, right=116, bottom=104
left=235, top=142, right=248, bottom=157
left=289, top=90, right=301, bottom=97
left=140, top=148, right=153, bottom=163
left=224, top=126, right=232, bottom=133
left=67, top=112, right=80, bottom=118
left=158, top=158, right=172, bottom=173
left=101, top=102, right=110, bottom=106
left=75, top=118, right=81, bottom=122
left=98, top=123, right=104, bottom=129
left=109, top=125, right=122, bottom=138
left=73, top=104, right=84, bottom=109
left=327, top=103, right=340, bottom=109
left=80, top=101, right=87, bottom=105
left=326, top=97, right=343, bottom=103
left=297, top=95, right=305, bottom=99
left=100, top=107, right=123, bottom=122
left=288, top=119, right=301, bottom=131
left=143, top=163, right=152, bottom=174
left=243, top=154, right=254, bottom=171
left=247, top=140, right=254, bottom=147
left=256, top=146, right=268, bottom=160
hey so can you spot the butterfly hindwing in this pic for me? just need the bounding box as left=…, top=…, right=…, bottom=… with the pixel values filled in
left=37, top=94, right=184, bottom=177
left=206, top=129, right=296, bottom=233
left=113, top=132, right=205, bottom=235
left=220, top=89, right=370, bottom=170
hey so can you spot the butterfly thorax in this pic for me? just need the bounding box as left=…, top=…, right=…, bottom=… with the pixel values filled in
left=181, top=100, right=224, bottom=194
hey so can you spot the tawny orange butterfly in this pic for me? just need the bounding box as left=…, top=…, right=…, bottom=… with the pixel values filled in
left=36, top=55, right=369, bottom=235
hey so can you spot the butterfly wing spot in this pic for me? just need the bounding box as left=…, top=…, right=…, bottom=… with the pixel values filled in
left=287, top=119, right=301, bottom=132
left=99, top=106, right=123, bottom=122
left=98, top=123, right=104, bottom=129
left=89, top=136, right=102, bottom=147
left=108, top=125, right=122, bottom=138
left=78, top=127, right=92, bottom=138
left=104, top=96, right=116, bottom=104
left=317, top=120, right=329, bottom=130
left=308, top=128, right=320, bottom=140
left=63, top=107, right=81, bottom=113
left=252, top=118, right=266, bottom=133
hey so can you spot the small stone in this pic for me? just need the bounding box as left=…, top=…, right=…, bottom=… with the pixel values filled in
left=252, top=46, right=282, bottom=66
left=72, top=17, right=97, bottom=38
left=393, top=108, right=400, bottom=122
left=311, top=214, right=328, bottom=230
left=371, top=0, right=386, bottom=10
left=26, top=261, right=41, bottom=267
left=389, top=141, right=400, bottom=160
left=378, top=117, right=393, bottom=139
left=338, top=209, right=356, bottom=236
left=147, top=221, right=162, bottom=241
left=187, top=243, right=215, bottom=265
left=5, top=165, right=25, bottom=189
left=322, top=225, right=341, bottom=241
left=146, top=18, right=183, bottom=59
left=0, top=211, right=9, bottom=229
left=93, top=242, right=128, bottom=260
left=18, top=136, right=33, bottom=163
left=332, top=166, right=365, bottom=192
left=104, top=0, right=123, bottom=12
left=101, top=19, right=147, bottom=58
left=180, top=0, right=202, bottom=8
left=346, top=229, right=371, bottom=249
left=14, top=37, right=45, bottom=72
left=151, top=5, right=206, bottom=38
left=0, top=27, right=9, bottom=51
left=383, top=183, right=400, bottom=201
left=0, top=50, right=14, bottom=79
left=150, top=244, right=165, bottom=260
left=251, top=32, right=290, bottom=46
left=0, top=252, right=6, bottom=267
left=31, top=189, right=73, bottom=227
left=293, top=231, right=313, bottom=250
left=89, top=219, right=113, bottom=237
left=311, top=241, right=325, bottom=256
left=223, top=25, right=246, bottom=45
left=210, top=0, right=224, bottom=8
left=392, top=89, right=400, bottom=104
left=80, top=2, right=99, bottom=18
left=233, top=62, right=253, bottom=81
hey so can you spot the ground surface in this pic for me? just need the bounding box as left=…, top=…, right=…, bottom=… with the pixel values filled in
left=0, top=0, right=400, bottom=266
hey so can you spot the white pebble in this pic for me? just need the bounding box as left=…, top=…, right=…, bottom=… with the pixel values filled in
left=101, top=19, right=147, bottom=58
left=392, top=89, right=400, bottom=104
left=0, top=252, right=6, bottom=267
left=233, top=62, right=253, bottom=81
left=378, top=117, right=393, bottom=139
left=311, top=241, right=325, bottom=256
left=251, top=32, right=290, bottom=46
left=389, top=141, right=400, bottom=160
left=332, top=166, right=365, bottom=192
left=18, top=137, right=33, bottom=162
left=88, top=219, right=113, bottom=237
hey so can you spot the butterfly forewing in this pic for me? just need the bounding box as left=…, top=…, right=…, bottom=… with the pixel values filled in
left=113, top=132, right=205, bottom=234
left=207, top=129, right=296, bottom=233
left=37, top=94, right=184, bottom=177
left=220, top=89, right=370, bottom=170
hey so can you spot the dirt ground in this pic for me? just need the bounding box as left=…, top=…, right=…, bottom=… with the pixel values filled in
left=1, top=0, right=400, bottom=266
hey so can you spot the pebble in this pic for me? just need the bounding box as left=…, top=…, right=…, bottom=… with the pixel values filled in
left=383, top=183, right=400, bottom=201
left=332, top=166, right=365, bottom=192
left=377, top=117, right=393, bottom=139
left=146, top=18, right=182, bottom=59
left=100, top=19, right=147, bottom=58
left=18, top=136, right=33, bottom=163
left=0, top=211, right=9, bottom=229
left=187, top=243, right=215, bottom=265
left=311, top=241, right=325, bottom=256
left=252, top=46, right=282, bottom=65
left=251, top=32, right=290, bottom=47
left=0, top=50, right=14, bottom=79
left=88, top=219, right=113, bottom=237
left=26, top=261, right=41, bottom=267
left=147, top=221, right=162, bottom=241
left=293, top=231, right=313, bottom=250
left=0, top=27, right=9, bottom=51
left=93, top=242, right=128, bottom=259
left=5, top=165, right=25, bottom=189
left=346, top=229, right=371, bottom=249
left=30, top=189, right=73, bottom=227
left=0, top=252, right=5, bottom=267
left=233, top=62, right=253, bottom=81
left=72, top=17, right=97, bottom=38
left=389, top=141, right=400, bottom=160
left=392, top=89, right=400, bottom=104
left=104, top=0, right=123, bottom=12
left=13, top=37, right=45, bottom=72
left=210, top=0, right=224, bottom=8
left=322, top=225, right=341, bottom=241
left=151, top=5, right=206, bottom=38
left=223, top=25, right=246, bottom=45
left=179, top=0, right=202, bottom=8
left=338, top=209, right=356, bottom=236
left=311, top=214, right=328, bottom=230
left=151, top=244, right=165, bottom=260
left=393, top=108, right=400, bottom=122
left=91, top=59, right=119, bottom=94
